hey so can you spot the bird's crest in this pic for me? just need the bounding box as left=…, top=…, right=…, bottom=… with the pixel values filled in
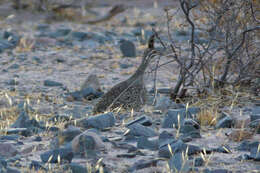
left=148, top=34, right=155, bottom=49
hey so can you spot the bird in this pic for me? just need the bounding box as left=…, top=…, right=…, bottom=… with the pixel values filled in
left=93, top=34, right=158, bottom=114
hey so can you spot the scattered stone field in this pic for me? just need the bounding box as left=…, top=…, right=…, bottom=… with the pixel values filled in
left=0, top=1, right=259, bottom=173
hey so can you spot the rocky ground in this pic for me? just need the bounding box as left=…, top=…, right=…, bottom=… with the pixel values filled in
left=0, top=1, right=260, bottom=173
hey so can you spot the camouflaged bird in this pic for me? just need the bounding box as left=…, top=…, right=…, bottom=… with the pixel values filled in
left=93, top=34, right=158, bottom=114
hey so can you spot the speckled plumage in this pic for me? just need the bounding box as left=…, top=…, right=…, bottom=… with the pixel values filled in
left=93, top=35, right=157, bottom=114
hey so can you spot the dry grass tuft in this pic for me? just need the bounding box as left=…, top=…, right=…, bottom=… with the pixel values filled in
left=197, top=108, right=218, bottom=126
left=0, top=106, right=19, bottom=131
left=15, top=36, right=35, bottom=52
left=227, top=129, right=254, bottom=142
left=192, top=84, right=257, bottom=128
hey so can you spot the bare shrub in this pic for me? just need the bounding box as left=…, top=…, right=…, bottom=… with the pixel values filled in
left=155, top=0, right=260, bottom=101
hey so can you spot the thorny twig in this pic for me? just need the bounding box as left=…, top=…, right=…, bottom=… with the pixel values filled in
left=150, top=29, right=162, bottom=105
left=250, top=1, right=260, bottom=24
left=151, top=0, right=260, bottom=100
left=154, top=6, right=204, bottom=99
left=220, top=26, right=260, bottom=85
left=168, top=0, right=198, bottom=99
left=152, top=27, right=202, bottom=94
